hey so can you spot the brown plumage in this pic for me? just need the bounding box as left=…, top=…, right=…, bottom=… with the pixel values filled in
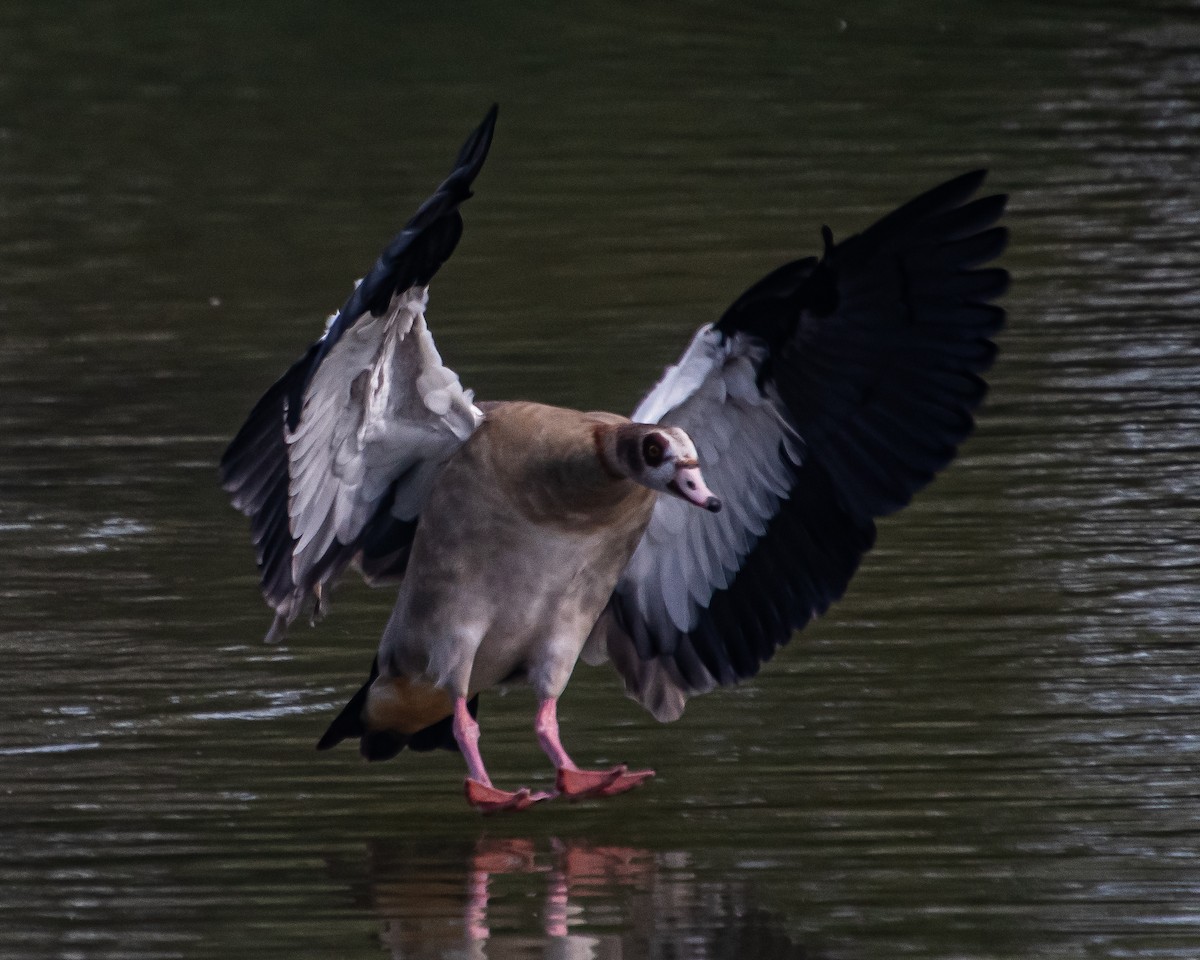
left=220, top=105, right=1008, bottom=811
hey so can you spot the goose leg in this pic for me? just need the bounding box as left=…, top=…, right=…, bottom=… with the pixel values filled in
left=534, top=698, right=654, bottom=800
left=454, top=697, right=553, bottom=813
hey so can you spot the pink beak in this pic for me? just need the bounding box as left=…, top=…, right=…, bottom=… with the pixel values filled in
left=670, top=463, right=722, bottom=513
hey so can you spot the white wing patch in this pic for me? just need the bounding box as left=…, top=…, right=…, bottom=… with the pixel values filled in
left=620, top=327, right=802, bottom=644
left=632, top=324, right=724, bottom=423
left=284, top=286, right=481, bottom=584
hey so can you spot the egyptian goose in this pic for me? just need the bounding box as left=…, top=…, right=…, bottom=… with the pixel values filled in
left=220, top=105, right=1008, bottom=812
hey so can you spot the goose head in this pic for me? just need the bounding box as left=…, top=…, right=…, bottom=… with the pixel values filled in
left=607, top=424, right=722, bottom=513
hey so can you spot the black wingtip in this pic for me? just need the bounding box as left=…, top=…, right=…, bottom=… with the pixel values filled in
left=294, top=105, right=502, bottom=415
left=937, top=169, right=989, bottom=198
left=452, top=103, right=499, bottom=181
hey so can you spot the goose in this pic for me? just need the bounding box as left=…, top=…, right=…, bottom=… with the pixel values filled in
left=220, top=105, right=1008, bottom=812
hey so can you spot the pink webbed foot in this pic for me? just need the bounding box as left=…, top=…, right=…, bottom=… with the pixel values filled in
left=535, top=700, right=655, bottom=801
left=465, top=778, right=555, bottom=814
left=556, top=765, right=655, bottom=800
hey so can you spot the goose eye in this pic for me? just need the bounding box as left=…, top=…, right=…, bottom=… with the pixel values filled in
left=642, top=436, right=665, bottom=467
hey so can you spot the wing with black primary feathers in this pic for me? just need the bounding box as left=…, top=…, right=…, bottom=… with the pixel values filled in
left=587, top=171, right=1009, bottom=721
left=219, top=106, right=498, bottom=641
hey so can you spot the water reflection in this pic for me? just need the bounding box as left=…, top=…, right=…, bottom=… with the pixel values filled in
left=345, top=837, right=816, bottom=960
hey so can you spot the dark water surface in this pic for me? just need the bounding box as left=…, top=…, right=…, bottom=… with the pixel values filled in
left=3, top=2, right=1199, bottom=957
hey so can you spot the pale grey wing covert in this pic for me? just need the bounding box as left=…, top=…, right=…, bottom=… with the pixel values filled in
left=588, top=171, right=1009, bottom=721
left=219, top=107, right=497, bottom=641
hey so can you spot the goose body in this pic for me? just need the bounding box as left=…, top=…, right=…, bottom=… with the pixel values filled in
left=221, top=105, right=1008, bottom=810
left=381, top=402, right=657, bottom=704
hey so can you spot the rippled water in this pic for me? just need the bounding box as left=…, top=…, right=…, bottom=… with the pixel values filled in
left=3, top=2, right=1199, bottom=958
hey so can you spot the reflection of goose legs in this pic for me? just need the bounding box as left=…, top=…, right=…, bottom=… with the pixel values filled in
left=464, top=838, right=541, bottom=941
left=543, top=861, right=569, bottom=939
left=454, top=698, right=554, bottom=813
left=535, top=699, right=655, bottom=799
left=464, top=866, right=490, bottom=942
left=462, top=838, right=652, bottom=944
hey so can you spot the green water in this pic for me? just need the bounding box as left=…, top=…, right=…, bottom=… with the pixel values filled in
left=3, top=2, right=1199, bottom=957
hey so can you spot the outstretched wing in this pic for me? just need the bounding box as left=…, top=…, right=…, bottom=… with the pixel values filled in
left=220, top=105, right=498, bottom=641
left=588, top=171, right=1008, bottom=721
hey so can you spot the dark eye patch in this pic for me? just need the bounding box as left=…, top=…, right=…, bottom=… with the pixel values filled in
left=642, top=434, right=666, bottom=467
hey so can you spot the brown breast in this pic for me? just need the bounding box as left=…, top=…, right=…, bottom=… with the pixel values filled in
left=469, top=401, right=656, bottom=534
